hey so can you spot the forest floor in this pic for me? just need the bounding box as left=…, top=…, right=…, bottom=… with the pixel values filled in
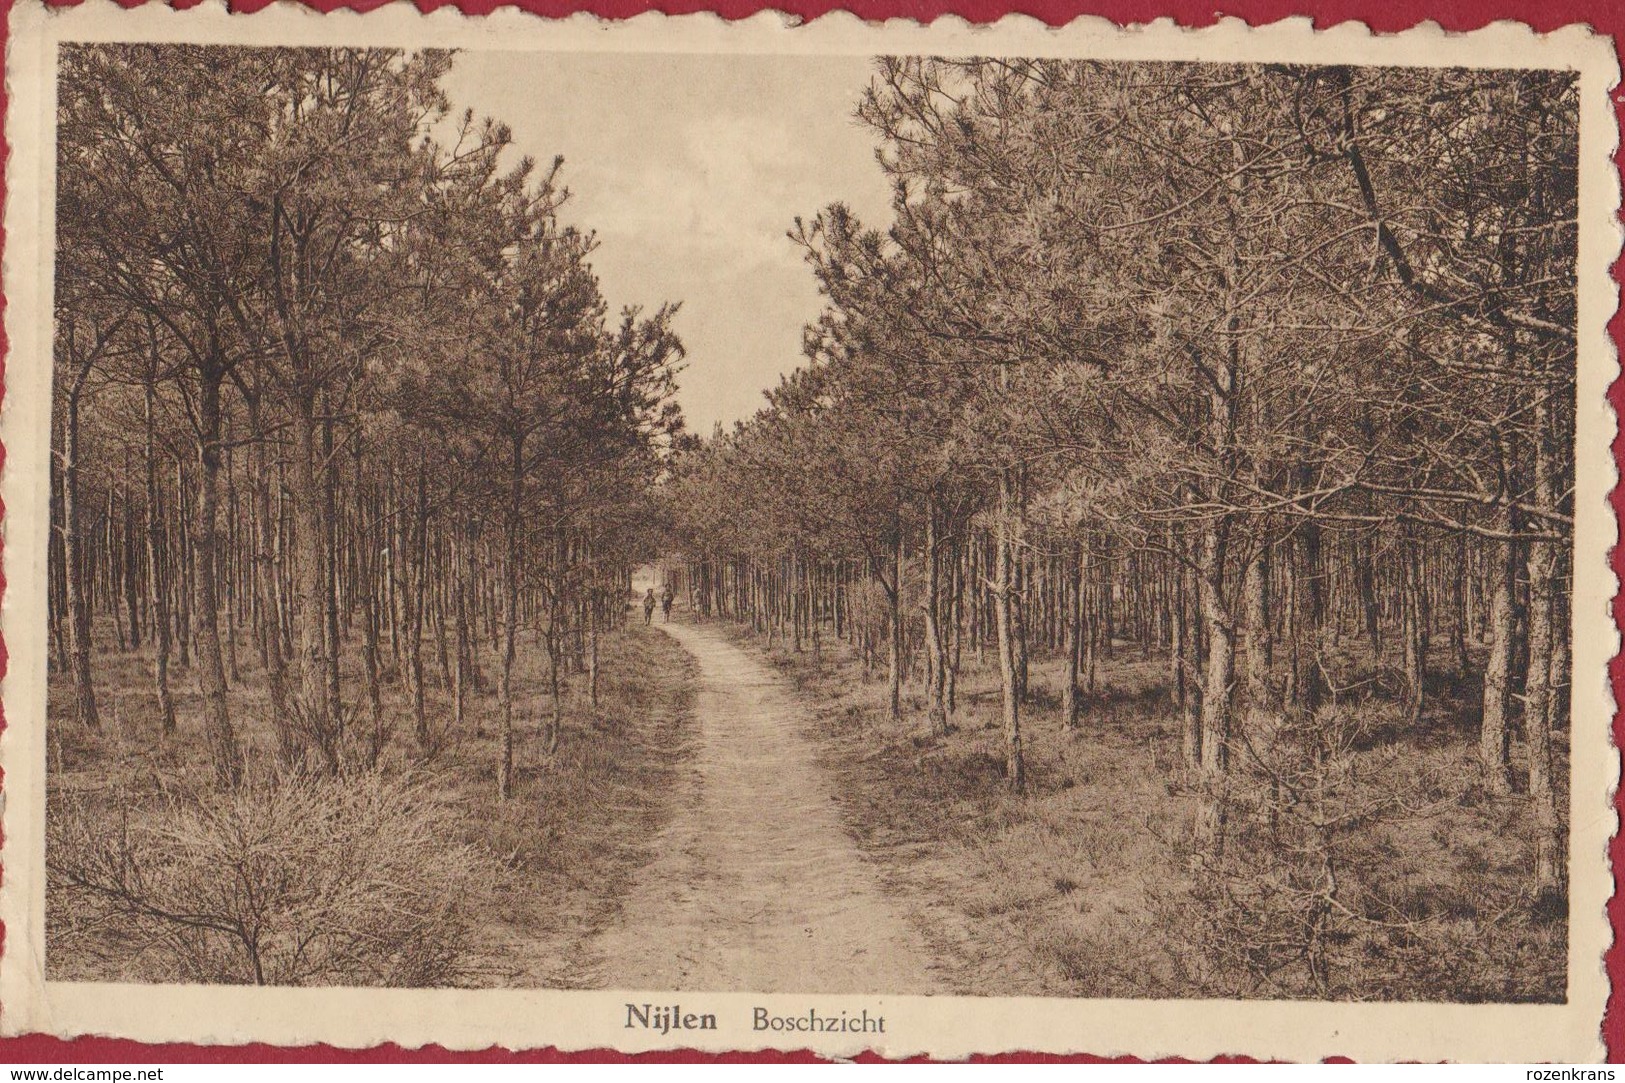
left=453, top=621, right=699, bottom=989
left=45, top=607, right=1568, bottom=999
left=709, top=616, right=1568, bottom=1003
left=45, top=617, right=699, bottom=987
left=581, top=617, right=943, bottom=994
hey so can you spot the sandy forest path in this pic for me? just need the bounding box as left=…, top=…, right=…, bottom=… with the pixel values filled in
left=584, top=618, right=942, bottom=995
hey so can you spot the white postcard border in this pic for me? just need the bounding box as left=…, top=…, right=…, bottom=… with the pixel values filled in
left=1, top=1, right=1618, bottom=1061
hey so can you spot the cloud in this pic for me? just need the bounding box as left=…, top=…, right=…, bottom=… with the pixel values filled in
left=439, top=51, right=892, bottom=432
left=592, top=110, right=824, bottom=276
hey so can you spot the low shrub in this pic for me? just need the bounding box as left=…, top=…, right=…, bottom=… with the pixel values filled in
left=48, top=771, right=501, bottom=987
left=1158, top=701, right=1561, bottom=1001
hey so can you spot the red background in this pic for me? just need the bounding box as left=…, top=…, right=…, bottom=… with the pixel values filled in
left=2, top=0, right=1620, bottom=1063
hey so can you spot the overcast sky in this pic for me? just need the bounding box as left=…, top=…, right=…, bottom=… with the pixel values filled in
left=441, top=52, right=895, bottom=435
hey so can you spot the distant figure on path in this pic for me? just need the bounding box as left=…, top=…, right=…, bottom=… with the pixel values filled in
left=660, top=584, right=675, bottom=622
left=643, top=588, right=657, bottom=625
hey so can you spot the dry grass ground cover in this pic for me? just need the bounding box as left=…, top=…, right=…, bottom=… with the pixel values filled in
left=717, top=623, right=1566, bottom=1003
left=45, top=619, right=696, bottom=988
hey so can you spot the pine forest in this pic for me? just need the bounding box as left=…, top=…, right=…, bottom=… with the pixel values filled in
left=46, top=46, right=1576, bottom=1002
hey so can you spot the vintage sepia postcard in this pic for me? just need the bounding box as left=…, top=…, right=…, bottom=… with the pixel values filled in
left=1, top=0, right=1619, bottom=1061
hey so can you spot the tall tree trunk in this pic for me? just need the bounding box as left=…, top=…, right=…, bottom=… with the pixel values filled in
left=1550, top=549, right=1571, bottom=738
left=1357, top=537, right=1382, bottom=664
left=120, top=470, right=141, bottom=652
left=498, top=436, right=523, bottom=800
left=1013, top=552, right=1030, bottom=704
left=352, top=449, right=385, bottom=763
left=588, top=585, right=600, bottom=709
left=1401, top=530, right=1428, bottom=729
left=1061, top=540, right=1083, bottom=730
left=223, top=429, right=238, bottom=684
left=143, top=383, right=176, bottom=736
left=49, top=440, right=71, bottom=677
left=193, top=366, right=241, bottom=786
left=62, top=379, right=100, bottom=731
left=995, top=470, right=1024, bottom=791
left=321, top=407, right=343, bottom=739
left=1195, top=519, right=1234, bottom=853
left=1174, top=527, right=1201, bottom=770
left=109, top=488, right=127, bottom=652
left=250, top=397, right=296, bottom=764
left=808, top=558, right=821, bottom=662
left=454, top=516, right=472, bottom=734
left=1287, top=519, right=1327, bottom=717
left=1241, top=543, right=1271, bottom=728
left=946, top=539, right=963, bottom=715
left=410, top=454, right=430, bottom=752
left=923, top=503, right=948, bottom=736
left=1451, top=530, right=1471, bottom=676
left=290, top=399, right=335, bottom=773
left=791, top=552, right=803, bottom=653
left=1196, top=269, right=1241, bottom=851
left=1524, top=538, right=1562, bottom=890
left=174, top=459, right=192, bottom=670
left=886, top=522, right=904, bottom=724
left=1525, top=391, right=1564, bottom=892
left=1479, top=513, right=1518, bottom=795
left=546, top=528, right=566, bottom=755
